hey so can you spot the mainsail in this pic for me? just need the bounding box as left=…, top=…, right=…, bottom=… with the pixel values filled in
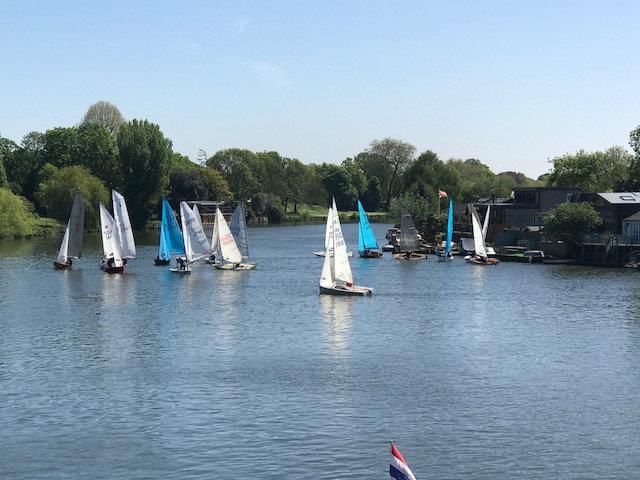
left=331, top=203, right=353, bottom=285
left=99, top=203, right=123, bottom=267
left=229, top=203, right=249, bottom=259
left=112, top=190, right=136, bottom=258
left=320, top=208, right=335, bottom=289
left=180, top=202, right=211, bottom=263
left=398, top=209, right=420, bottom=252
left=470, top=204, right=488, bottom=258
left=67, top=192, right=85, bottom=258
left=56, top=225, right=70, bottom=264
left=214, top=207, right=242, bottom=264
left=357, top=200, right=378, bottom=254
left=159, top=198, right=185, bottom=260
left=482, top=204, right=491, bottom=242
left=444, top=198, right=454, bottom=257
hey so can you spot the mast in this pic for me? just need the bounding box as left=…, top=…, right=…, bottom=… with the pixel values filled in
left=445, top=198, right=453, bottom=256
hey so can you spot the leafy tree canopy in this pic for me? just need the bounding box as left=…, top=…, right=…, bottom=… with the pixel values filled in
left=545, top=202, right=603, bottom=248
left=81, top=101, right=124, bottom=137
left=0, top=188, right=40, bottom=238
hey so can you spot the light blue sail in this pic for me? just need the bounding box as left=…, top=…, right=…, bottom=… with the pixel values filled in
left=159, top=198, right=185, bottom=260
left=444, top=198, right=453, bottom=257
left=357, top=200, right=379, bottom=254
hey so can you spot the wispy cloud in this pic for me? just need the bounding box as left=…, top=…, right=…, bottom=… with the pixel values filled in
left=246, top=61, right=290, bottom=89
left=233, top=17, right=250, bottom=37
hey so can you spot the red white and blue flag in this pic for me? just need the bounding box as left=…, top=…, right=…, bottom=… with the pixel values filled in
left=390, top=443, right=417, bottom=480
left=438, top=190, right=448, bottom=199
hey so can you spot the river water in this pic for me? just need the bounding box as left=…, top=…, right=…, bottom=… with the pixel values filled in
left=1, top=222, right=639, bottom=479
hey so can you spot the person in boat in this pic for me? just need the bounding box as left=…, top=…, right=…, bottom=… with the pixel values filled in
left=67, top=258, right=73, bottom=267
left=123, top=259, right=127, bottom=266
left=177, top=256, right=187, bottom=270
left=235, top=262, right=240, bottom=268
left=209, top=253, right=216, bottom=263
left=404, top=251, right=412, bottom=260
left=107, top=257, right=114, bottom=268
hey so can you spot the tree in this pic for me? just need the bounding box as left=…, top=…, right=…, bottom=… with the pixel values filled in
left=547, top=148, right=631, bottom=192
left=0, top=135, right=17, bottom=188
left=402, top=150, right=461, bottom=208
left=207, top=148, right=261, bottom=201
left=320, top=163, right=357, bottom=210
left=76, top=123, right=121, bottom=190
left=284, top=158, right=306, bottom=212
left=257, top=151, right=286, bottom=199
left=170, top=152, right=199, bottom=172
left=447, top=158, right=511, bottom=203
left=360, top=175, right=383, bottom=211
left=545, top=202, right=603, bottom=250
left=35, top=165, right=109, bottom=229
left=169, top=167, right=231, bottom=205
left=0, top=188, right=40, bottom=238
left=42, top=127, right=79, bottom=168
left=4, top=132, right=45, bottom=199
left=81, top=101, right=124, bottom=137
left=368, top=138, right=416, bottom=208
left=117, top=120, right=173, bottom=228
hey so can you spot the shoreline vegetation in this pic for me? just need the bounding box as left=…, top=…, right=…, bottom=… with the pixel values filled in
left=1, top=101, right=640, bottom=246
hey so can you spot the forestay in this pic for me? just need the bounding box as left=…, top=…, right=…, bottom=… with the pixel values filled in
left=357, top=200, right=379, bottom=253
left=229, top=203, right=249, bottom=259
left=99, top=203, right=123, bottom=267
left=214, top=207, right=242, bottom=264
left=112, top=190, right=136, bottom=258
left=180, top=202, right=211, bottom=263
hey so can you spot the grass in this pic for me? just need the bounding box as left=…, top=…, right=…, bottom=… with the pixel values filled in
left=283, top=203, right=390, bottom=224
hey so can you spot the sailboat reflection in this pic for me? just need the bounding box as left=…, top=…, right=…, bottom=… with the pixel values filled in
left=320, top=295, right=354, bottom=354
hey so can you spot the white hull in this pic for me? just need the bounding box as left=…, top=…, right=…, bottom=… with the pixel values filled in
left=214, top=262, right=256, bottom=270
left=170, top=267, right=192, bottom=274
left=314, top=251, right=353, bottom=257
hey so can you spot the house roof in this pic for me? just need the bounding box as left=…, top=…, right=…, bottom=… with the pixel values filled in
left=624, top=210, right=640, bottom=221
left=597, top=192, right=640, bottom=204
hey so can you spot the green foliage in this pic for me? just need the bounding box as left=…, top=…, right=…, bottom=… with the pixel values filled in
left=81, top=100, right=124, bottom=137
left=249, top=193, right=285, bottom=223
left=447, top=158, right=512, bottom=203
left=545, top=202, right=603, bottom=247
left=389, top=192, right=433, bottom=224
left=42, top=127, right=79, bottom=168
left=117, top=120, right=172, bottom=228
left=368, top=137, right=416, bottom=207
left=169, top=167, right=231, bottom=205
left=284, top=158, right=306, bottom=212
left=76, top=123, right=121, bottom=190
left=0, top=135, right=15, bottom=188
left=403, top=150, right=461, bottom=206
left=361, top=175, right=383, bottom=211
left=320, top=163, right=357, bottom=210
left=170, top=152, right=199, bottom=171
left=207, top=148, right=261, bottom=201
left=4, top=132, right=45, bottom=198
left=0, top=188, right=40, bottom=238
left=547, top=147, right=631, bottom=192
left=35, top=165, right=109, bottom=229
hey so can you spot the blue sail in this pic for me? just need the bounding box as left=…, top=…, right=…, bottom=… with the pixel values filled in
left=444, top=198, right=453, bottom=256
left=159, top=198, right=185, bottom=260
left=357, top=200, right=379, bottom=254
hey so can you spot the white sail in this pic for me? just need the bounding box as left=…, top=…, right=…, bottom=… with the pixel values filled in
left=482, top=204, right=490, bottom=242
left=56, top=224, right=70, bottom=264
left=67, top=192, right=85, bottom=258
left=192, top=204, right=205, bottom=232
left=331, top=204, right=354, bottom=285
left=99, top=203, right=123, bottom=267
left=229, top=203, right=249, bottom=259
left=112, top=190, right=136, bottom=258
left=211, top=208, right=219, bottom=256
left=215, top=207, right=242, bottom=264
left=320, top=208, right=335, bottom=288
left=471, top=205, right=488, bottom=258
left=180, top=202, right=211, bottom=263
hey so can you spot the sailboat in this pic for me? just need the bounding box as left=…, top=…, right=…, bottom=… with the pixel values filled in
left=155, top=198, right=185, bottom=265
left=171, top=201, right=211, bottom=273
left=99, top=203, right=125, bottom=273
left=53, top=192, right=85, bottom=269
left=314, top=204, right=353, bottom=257
left=394, top=209, right=428, bottom=260
left=357, top=200, right=382, bottom=258
left=211, top=206, right=256, bottom=270
left=482, top=204, right=496, bottom=256
left=112, top=190, right=136, bottom=261
left=466, top=204, right=499, bottom=265
left=319, top=203, right=372, bottom=296
left=438, top=197, right=454, bottom=261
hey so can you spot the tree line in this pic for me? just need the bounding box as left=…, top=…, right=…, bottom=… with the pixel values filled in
left=1, top=100, right=639, bottom=238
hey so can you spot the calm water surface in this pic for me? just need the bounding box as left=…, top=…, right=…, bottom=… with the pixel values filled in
left=1, top=223, right=640, bottom=479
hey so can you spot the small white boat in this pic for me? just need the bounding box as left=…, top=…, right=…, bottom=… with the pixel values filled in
left=99, top=203, right=125, bottom=274
left=53, top=193, right=85, bottom=269
left=319, top=200, right=372, bottom=296
left=315, top=208, right=352, bottom=257
left=466, top=204, right=499, bottom=266
left=211, top=206, right=256, bottom=270
left=172, top=201, right=211, bottom=273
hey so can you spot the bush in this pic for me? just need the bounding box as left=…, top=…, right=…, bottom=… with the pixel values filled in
left=35, top=165, right=109, bottom=229
left=0, top=188, right=40, bottom=238
left=545, top=202, right=603, bottom=248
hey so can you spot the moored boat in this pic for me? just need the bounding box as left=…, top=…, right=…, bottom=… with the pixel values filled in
left=394, top=209, right=428, bottom=260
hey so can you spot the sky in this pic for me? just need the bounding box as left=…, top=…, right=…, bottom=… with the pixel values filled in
left=1, top=1, right=639, bottom=178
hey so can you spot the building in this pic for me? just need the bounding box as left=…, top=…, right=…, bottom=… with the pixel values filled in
left=474, top=187, right=582, bottom=240
left=578, top=192, right=640, bottom=234
left=622, top=210, right=640, bottom=241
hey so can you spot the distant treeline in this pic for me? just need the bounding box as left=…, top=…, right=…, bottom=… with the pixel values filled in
left=1, top=100, right=639, bottom=238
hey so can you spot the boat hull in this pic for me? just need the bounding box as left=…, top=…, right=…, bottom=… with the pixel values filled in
left=154, top=258, right=171, bottom=266
left=214, top=262, right=257, bottom=270
left=394, top=252, right=428, bottom=260
left=359, top=250, right=383, bottom=258
left=314, top=251, right=353, bottom=257
left=53, top=261, right=71, bottom=269
left=466, top=256, right=499, bottom=265
left=319, top=285, right=373, bottom=296
left=103, top=266, right=125, bottom=274
left=170, top=268, right=191, bottom=274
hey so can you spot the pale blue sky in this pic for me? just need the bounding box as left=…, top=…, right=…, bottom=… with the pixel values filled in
left=2, top=1, right=639, bottom=177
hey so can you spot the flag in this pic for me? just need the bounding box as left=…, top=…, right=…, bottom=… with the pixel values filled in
left=438, top=190, right=448, bottom=199
left=390, top=443, right=417, bottom=480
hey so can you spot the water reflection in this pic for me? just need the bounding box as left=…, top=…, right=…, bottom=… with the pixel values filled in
left=320, top=295, right=354, bottom=355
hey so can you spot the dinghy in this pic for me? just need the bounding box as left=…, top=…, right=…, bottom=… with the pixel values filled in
left=357, top=200, right=382, bottom=258
left=482, top=204, right=496, bottom=256
left=112, top=190, right=136, bottom=261
left=99, top=203, right=125, bottom=273
left=211, top=206, right=256, bottom=270
left=319, top=204, right=372, bottom=296
left=155, top=198, right=185, bottom=265
left=394, top=209, right=428, bottom=260
left=314, top=205, right=353, bottom=257
left=466, top=204, right=499, bottom=265
left=437, top=197, right=454, bottom=262
left=53, top=192, right=85, bottom=269
left=171, top=201, right=211, bottom=273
